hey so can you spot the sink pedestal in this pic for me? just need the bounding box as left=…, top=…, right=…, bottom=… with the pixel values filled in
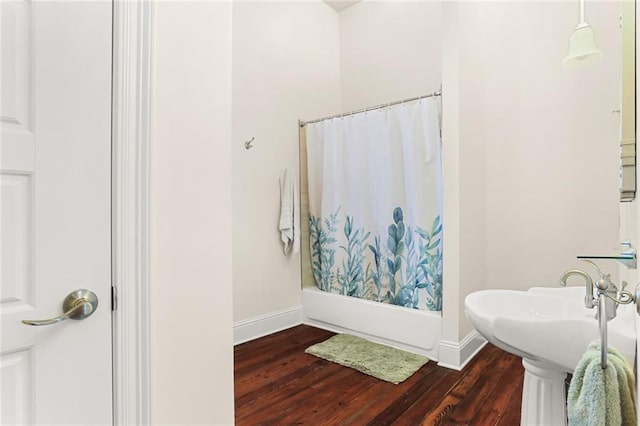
left=521, top=359, right=567, bottom=426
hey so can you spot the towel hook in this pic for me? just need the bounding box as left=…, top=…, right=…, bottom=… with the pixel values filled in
left=244, top=137, right=255, bottom=150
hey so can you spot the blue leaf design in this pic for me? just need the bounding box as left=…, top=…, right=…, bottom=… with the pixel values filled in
left=396, top=222, right=405, bottom=240
left=427, top=239, right=440, bottom=250
left=393, top=207, right=403, bottom=224
left=416, top=227, right=429, bottom=239
left=311, top=206, right=442, bottom=311
left=387, top=237, right=397, bottom=254
left=344, top=216, right=352, bottom=237
left=431, top=216, right=441, bottom=234
left=387, top=258, right=395, bottom=274
left=414, top=215, right=443, bottom=311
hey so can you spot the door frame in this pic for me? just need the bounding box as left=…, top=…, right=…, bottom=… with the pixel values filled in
left=112, top=1, right=154, bottom=424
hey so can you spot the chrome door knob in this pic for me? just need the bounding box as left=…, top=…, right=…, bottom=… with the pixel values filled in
left=22, top=289, right=99, bottom=326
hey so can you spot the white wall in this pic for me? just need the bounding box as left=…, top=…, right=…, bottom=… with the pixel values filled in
left=339, top=0, right=442, bottom=110
left=483, top=1, right=620, bottom=289
left=152, top=2, right=234, bottom=424
left=337, top=0, right=619, bottom=343
left=230, top=0, right=621, bottom=354
left=232, top=1, right=341, bottom=322
left=441, top=0, right=465, bottom=343
left=443, top=1, right=621, bottom=340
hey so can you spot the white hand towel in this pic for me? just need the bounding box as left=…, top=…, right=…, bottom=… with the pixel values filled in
left=279, top=168, right=299, bottom=254
left=292, top=169, right=300, bottom=255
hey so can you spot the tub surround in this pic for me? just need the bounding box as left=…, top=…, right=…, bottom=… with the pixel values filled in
left=303, top=287, right=485, bottom=370
left=303, top=288, right=442, bottom=359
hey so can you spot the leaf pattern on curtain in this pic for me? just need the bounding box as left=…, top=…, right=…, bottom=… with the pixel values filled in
left=309, top=209, right=340, bottom=292
left=310, top=207, right=443, bottom=311
left=305, top=97, right=443, bottom=312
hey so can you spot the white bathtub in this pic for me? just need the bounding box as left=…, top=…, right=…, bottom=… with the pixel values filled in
left=302, top=287, right=442, bottom=360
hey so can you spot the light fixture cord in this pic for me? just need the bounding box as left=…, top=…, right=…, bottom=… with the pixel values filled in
left=580, top=0, right=585, bottom=23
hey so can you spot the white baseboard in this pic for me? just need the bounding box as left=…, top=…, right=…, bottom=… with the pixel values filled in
left=233, top=306, right=303, bottom=345
left=437, top=330, right=487, bottom=371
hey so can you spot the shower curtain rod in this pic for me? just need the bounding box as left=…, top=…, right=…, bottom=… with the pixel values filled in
left=298, top=89, right=442, bottom=127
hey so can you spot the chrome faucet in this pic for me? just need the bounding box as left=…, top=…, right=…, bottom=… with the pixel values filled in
left=558, top=269, right=595, bottom=308
left=558, top=260, right=626, bottom=320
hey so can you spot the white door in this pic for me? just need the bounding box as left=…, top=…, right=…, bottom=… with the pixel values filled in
left=1, top=1, right=113, bottom=424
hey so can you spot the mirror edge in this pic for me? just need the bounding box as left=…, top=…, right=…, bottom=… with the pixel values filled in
left=621, top=0, right=636, bottom=202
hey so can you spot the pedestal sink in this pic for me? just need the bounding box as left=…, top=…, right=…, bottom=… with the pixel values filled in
left=465, top=286, right=635, bottom=426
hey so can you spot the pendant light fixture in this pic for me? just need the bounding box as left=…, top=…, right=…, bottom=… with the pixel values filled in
left=563, top=0, right=602, bottom=68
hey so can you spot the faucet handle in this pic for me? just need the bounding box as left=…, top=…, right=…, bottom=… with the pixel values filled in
left=595, top=276, right=610, bottom=291
left=584, top=294, right=596, bottom=308
left=604, top=274, right=617, bottom=290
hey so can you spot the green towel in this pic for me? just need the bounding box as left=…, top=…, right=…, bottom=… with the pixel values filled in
left=568, top=343, right=636, bottom=426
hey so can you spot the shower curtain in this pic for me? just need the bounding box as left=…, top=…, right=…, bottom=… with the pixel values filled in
left=305, top=97, right=443, bottom=311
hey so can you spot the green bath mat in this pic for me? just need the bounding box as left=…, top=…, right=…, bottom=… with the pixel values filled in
left=305, top=334, right=429, bottom=385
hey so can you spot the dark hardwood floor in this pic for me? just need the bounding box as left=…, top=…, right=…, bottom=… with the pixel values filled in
left=234, top=325, right=525, bottom=425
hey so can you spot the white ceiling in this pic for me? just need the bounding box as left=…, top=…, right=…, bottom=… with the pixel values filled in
left=323, top=1, right=361, bottom=13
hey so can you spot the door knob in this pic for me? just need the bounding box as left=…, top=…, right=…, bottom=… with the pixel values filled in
left=22, top=289, right=99, bottom=326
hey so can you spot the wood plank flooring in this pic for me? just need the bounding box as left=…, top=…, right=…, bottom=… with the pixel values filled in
left=235, top=325, right=525, bottom=425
